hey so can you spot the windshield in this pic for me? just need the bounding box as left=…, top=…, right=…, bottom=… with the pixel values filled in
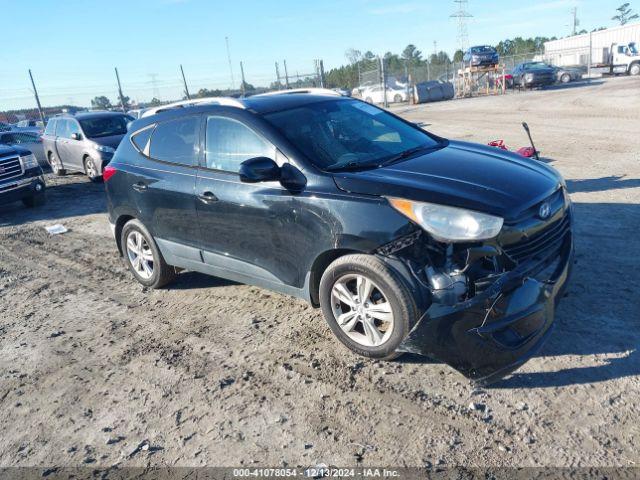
left=471, top=46, right=494, bottom=54
left=264, top=100, right=441, bottom=171
left=79, top=115, right=131, bottom=138
left=525, top=62, right=551, bottom=70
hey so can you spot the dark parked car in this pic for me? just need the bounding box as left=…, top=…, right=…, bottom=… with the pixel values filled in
left=105, top=92, right=573, bottom=384
left=463, top=45, right=500, bottom=67
left=0, top=144, right=46, bottom=208
left=42, top=111, right=132, bottom=182
left=512, top=62, right=556, bottom=88
left=0, top=130, right=47, bottom=168
left=551, top=65, right=582, bottom=84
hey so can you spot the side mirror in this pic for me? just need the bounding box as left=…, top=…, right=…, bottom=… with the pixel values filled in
left=71, top=132, right=82, bottom=141
left=239, top=157, right=281, bottom=183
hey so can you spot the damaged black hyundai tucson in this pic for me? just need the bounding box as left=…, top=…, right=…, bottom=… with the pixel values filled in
left=105, top=90, right=573, bottom=385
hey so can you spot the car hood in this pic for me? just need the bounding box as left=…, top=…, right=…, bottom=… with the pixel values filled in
left=332, top=140, right=562, bottom=220
left=0, top=144, right=28, bottom=157
left=89, top=134, right=125, bottom=149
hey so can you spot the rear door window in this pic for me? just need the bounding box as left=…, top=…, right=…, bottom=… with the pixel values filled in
left=148, top=116, right=200, bottom=166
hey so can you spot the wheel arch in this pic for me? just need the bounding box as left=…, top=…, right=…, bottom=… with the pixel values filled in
left=114, top=214, right=136, bottom=256
left=308, top=248, right=362, bottom=307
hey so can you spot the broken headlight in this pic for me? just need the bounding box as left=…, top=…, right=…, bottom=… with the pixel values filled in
left=388, top=198, right=504, bottom=242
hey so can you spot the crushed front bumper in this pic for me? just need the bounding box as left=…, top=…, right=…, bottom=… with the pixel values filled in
left=397, top=235, right=574, bottom=385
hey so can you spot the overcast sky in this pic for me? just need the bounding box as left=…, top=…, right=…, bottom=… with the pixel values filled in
left=0, top=0, right=630, bottom=109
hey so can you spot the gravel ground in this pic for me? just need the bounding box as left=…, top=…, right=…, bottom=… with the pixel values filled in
left=0, top=77, right=639, bottom=469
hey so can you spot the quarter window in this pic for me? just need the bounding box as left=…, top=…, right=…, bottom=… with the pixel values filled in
left=148, top=116, right=200, bottom=166
left=205, top=116, right=275, bottom=172
left=131, top=126, right=154, bottom=153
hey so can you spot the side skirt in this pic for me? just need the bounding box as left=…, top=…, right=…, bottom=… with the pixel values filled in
left=155, top=237, right=312, bottom=303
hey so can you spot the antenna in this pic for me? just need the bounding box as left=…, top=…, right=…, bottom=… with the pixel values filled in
left=225, top=36, right=235, bottom=90
left=450, top=0, right=472, bottom=53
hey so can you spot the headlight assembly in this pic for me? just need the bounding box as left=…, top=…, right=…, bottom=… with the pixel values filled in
left=94, top=145, right=115, bottom=154
left=20, top=153, right=39, bottom=169
left=388, top=198, right=504, bottom=242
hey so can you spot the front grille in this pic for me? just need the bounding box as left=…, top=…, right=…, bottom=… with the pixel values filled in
left=0, top=156, right=24, bottom=182
left=503, top=214, right=571, bottom=263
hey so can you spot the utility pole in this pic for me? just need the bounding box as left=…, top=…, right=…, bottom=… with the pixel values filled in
left=225, top=36, right=235, bottom=90
left=570, top=7, right=579, bottom=36
left=180, top=64, right=191, bottom=100
left=240, top=61, right=246, bottom=96
left=28, top=69, right=46, bottom=125
left=283, top=60, right=290, bottom=89
left=115, top=68, right=126, bottom=112
left=380, top=56, right=388, bottom=108
left=275, top=62, right=282, bottom=89
left=319, top=60, right=325, bottom=88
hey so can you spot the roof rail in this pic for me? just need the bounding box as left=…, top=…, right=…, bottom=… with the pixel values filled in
left=255, top=88, right=342, bottom=97
left=141, top=97, right=246, bottom=118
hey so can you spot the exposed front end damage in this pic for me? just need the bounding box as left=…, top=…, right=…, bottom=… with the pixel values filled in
left=378, top=188, right=574, bottom=385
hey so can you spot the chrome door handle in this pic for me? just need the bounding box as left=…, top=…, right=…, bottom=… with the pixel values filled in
left=132, top=182, right=148, bottom=192
left=198, top=191, right=218, bottom=203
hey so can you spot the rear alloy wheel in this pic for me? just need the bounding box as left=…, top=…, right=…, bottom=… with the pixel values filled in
left=121, top=219, right=177, bottom=288
left=393, top=94, right=403, bottom=103
left=48, top=152, right=65, bottom=176
left=84, top=156, right=102, bottom=182
left=365, top=97, right=373, bottom=104
left=319, top=254, right=417, bottom=360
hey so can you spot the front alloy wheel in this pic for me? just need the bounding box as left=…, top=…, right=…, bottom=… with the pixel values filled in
left=49, top=153, right=65, bottom=176
left=331, top=274, right=394, bottom=347
left=319, top=254, right=418, bottom=360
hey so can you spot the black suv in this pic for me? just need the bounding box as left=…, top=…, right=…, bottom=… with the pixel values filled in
left=0, top=144, right=46, bottom=208
left=42, top=112, right=132, bottom=182
left=105, top=92, right=573, bottom=384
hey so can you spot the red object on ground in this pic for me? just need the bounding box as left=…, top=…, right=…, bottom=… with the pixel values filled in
left=488, top=139, right=508, bottom=150
left=488, top=141, right=537, bottom=158
left=516, top=146, right=536, bottom=157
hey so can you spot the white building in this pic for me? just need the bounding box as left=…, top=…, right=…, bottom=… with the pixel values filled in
left=544, top=22, right=640, bottom=66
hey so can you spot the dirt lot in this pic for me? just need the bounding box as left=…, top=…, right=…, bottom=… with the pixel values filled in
left=1, top=77, right=639, bottom=469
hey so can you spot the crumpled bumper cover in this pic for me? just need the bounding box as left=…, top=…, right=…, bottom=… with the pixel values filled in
left=397, top=236, right=574, bottom=385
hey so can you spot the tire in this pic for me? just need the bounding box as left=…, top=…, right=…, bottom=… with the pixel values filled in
left=48, top=152, right=66, bottom=176
left=84, top=156, right=102, bottom=183
left=393, top=94, right=403, bottom=103
left=630, top=63, right=640, bottom=76
left=22, top=192, right=46, bottom=208
left=560, top=73, right=571, bottom=84
left=365, top=97, right=373, bottom=104
left=121, top=219, right=177, bottom=289
left=319, top=254, right=418, bottom=360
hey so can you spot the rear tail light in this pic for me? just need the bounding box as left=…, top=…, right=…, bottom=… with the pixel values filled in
left=103, top=165, right=117, bottom=182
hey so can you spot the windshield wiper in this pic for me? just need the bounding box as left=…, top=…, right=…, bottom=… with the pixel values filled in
left=378, top=144, right=437, bottom=167
left=325, top=160, right=380, bottom=172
